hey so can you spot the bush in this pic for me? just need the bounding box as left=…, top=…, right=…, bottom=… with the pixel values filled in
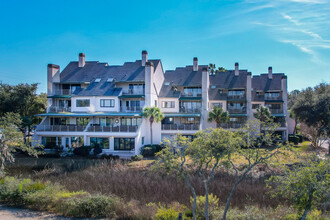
left=59, top=195, right=116, bottom=218
left=155, top=206, right=180, bottom=220
left=191, top=194, right=219, bottom=219
left=73, top=146, right=91, bottom=156
left=140, top=145, right=163, bottom=157
left=288, top=135, right=300, bottom=145
left=93, top=145, right=103, bottom=155
left=131, top=155, right=143, bottom=161
left=100, top=154, right=120, bottom=160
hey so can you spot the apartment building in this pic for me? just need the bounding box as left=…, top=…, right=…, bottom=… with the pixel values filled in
left=34, top=51, right=290, bottom=157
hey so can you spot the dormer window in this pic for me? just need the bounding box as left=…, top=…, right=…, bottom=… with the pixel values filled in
left=94, top=78, right=101, bottom=83
left=164, top=82, right=170, bottom=86
left=211, top=85, right=216, bottom=89
left=107, top=78, right=114, bottom=82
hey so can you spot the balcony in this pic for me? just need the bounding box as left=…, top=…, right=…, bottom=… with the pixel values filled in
left=53, top=89, right=74, bottom=96
left=227, top=94, right=245, bottom=100
left=219, top=123, right=244, bottom=129
left=181, top=93, right=202, bottom=97
left=161, top=124, right=200, bottom=130
left=120, top=106, right=143, bottom=112
left=48, top=106, right=71, bottom=113
left=179, top=107, right=201, bottom=113
left=264, top=95, right=282, bottom=101
left=270, top=109, right=284, bottom=114
left=36, top=125, right=86, bottom=132
left=227, top=108, right=247, bottom=114
left=122, top=89, right=145, bottom=95
left=87, top=125, right=138, bottom=132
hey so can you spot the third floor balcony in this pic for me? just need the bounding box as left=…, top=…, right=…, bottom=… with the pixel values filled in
left=120, top=106, right=143, bottom=112
left=227, top=107, right=247, bottom=114
left=122, top=88, right=145, bottom=95
left=179, top=107, right=201, bottom=113
left=48, top=106, right=71, bottom=113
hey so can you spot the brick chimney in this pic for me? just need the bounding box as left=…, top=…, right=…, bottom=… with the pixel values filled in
left=78, top=53, right=85, bottom=67
left=142, top=50, right=148, bottom=66
left=235, top=62, right=239, bottom=76
left=193, top=57, right=198, bottom=71
left=268, top=66, right=273, bottom=79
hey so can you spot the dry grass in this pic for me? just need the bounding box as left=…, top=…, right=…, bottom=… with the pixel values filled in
left=6, top=160, right=287, bottom=210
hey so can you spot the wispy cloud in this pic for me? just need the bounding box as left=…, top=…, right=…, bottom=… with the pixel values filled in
left=245, top=0, right=330, bottom=63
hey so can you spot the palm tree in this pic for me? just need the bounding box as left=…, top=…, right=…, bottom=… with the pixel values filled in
left=207, top=106, right=229, bottom=128
left=142, top=107, right=164, bottom=145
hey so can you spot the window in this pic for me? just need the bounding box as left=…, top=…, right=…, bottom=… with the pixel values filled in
left=211, top=85, right=216, bottom=89
left=120, top=118, right=142, bottom=126
left=162, top=117, right=174, bottom=124
left=183, top=87, right=202, bottom=97
left=161, top=101, right=175, bottom=108
left=142, top=137, right=144, bottom=145
left=100, top=99, right=115, bottom=107
left=71, top=137, right=84, bottom=148
left=50, top=117, right=69, bottom=125
left=228, top=90, right=245, bottom=97
left=212, top=103, right=223, bottom=108
left=155, top=100, right=157, bottom=107
left=181, top=117, right=200, bottom=124
left=114, top=138, right=135, bottom=151
left=76, top=118, right=90, bottom=126
left=252, top=104, right=261, bottom=109
left=42, top=137, right=60, bottom=149
left=90, top=137, right=109, bottom=149
left=76, top=99, right=90, bottom=107
left=94, top=78, right=101, bottom=83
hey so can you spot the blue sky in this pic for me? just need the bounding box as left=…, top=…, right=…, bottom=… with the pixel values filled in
left=0, top=0, right=329, bottom=93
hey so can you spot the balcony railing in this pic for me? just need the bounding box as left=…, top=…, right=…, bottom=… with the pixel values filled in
left=54, top=89, right=74, bottom=96
left=87, top=125, right=138, bottom=132
left=181, top=93, right=202, bottom=97
left=161, top=124, right=200, bottom=131
left=48, top=106, right=71, bottom=113
left=36, top=125, right=86, bottom=132
left=122, top=89, right=145, bottom=95
left=264, top=96, right=282, bottom=101
left=227, top=108, right=247, bottom=114
left=227, top=95, right=245, bottom=100
left=270, top=109, right=284, bottom=114
left=219, top=123, right=244, bottom=129
left=179, top=107, right=201, bottom=113
left=120, top=106, right=143, bottom=112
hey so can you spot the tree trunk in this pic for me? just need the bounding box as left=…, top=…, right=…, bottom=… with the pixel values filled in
left=293, top=119, right=297, bottom=135
left=186, top=177, right=197, bottom=220
left=150, top=121, right=153, bottom=145
left=300, top=190, right=313, bottom=220
left=223, top=180, right=239, bottom=220
left=203, top=180, right=209, bottom=220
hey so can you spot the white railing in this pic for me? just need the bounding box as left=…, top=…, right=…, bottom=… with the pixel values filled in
left=264, top=95, right=282, bottom=100
left=122, top=89, right=145, bottom=95
left=270, top=109, right=283, bottom=114
left=179, top=107, right=201, bottom=113
left=161, top=124, right=200, bottom=130
left=87, top=125, right=138, bottom=133
left=219, top=123, right=244, bottom=129
left=227, top=95, right=245, bottom=100
left=36, top=125, right=86, bottom=132
left=120, top=106, right=143, bottom=112
left=227, top=108, right=247, bottom=114
left=48, top=106, right=71, bottom=113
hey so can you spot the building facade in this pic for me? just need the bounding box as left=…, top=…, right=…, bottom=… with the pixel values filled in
left=34, top=51, right=290, bottom=157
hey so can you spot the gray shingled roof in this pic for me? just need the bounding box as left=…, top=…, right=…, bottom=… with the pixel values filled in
left=159, top=65, right=208, bottom=97
left=252, top=74, right=284, bottom=91
left=209, top=70, right=249, bottom=88
left=59, top=59, right=160, bottom=96
left=60, top=60, right=160, bottom=84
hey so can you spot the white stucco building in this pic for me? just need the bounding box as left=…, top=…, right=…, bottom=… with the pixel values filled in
left=34, top=51, right=290, bottom=157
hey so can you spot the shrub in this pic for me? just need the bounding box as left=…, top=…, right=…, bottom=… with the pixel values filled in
left=73, top=146, right=91, bottom=156
left=93, top=145, right=102, bottom=155
left=155, top=206, right=180, bottom=220
left=59, top=194, right=117, bottom=218
left=140, top=145, right=163, bottom=157
left=131, top=155, right=143, bottom=161
left=191, top=194, right=219, bottom=219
